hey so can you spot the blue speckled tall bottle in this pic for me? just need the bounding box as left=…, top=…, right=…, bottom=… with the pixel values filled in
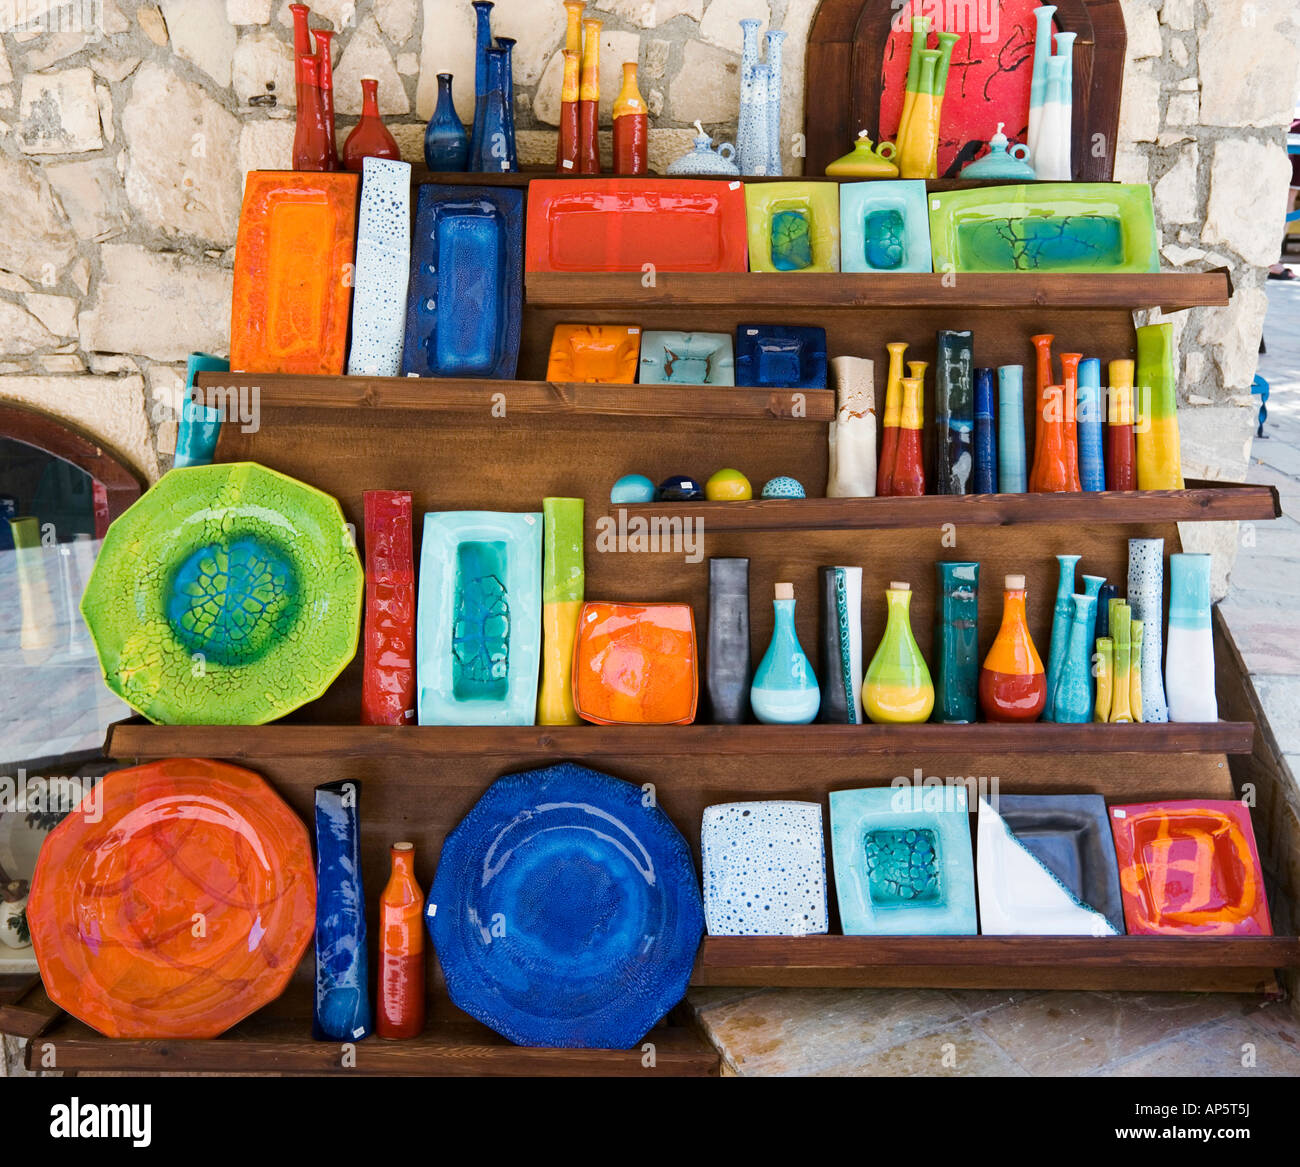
left=314, top=780, right=371, bottom=1042
left=751, top=582, right=820, bottom=724
left=737, top=19, right=769, bottom=176
left=424, top=72, right=469, bottom=171
left=764, top=29, right=786, bottom=178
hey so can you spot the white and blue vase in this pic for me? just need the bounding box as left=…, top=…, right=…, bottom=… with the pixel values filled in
left=751, top=582, right=819, bottom=724
left=738, top=19, right=769, bottom=176
left=1127, top=538, right=1170, bottom=723
left=764, top=29, right=786, bottom=178
left=347, top=157, right=411, bottom=377
left=1165, top=553, right=1218, bottom=722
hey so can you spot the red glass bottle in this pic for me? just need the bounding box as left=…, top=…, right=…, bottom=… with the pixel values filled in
left=890, top=375, right=927, bottom=496
left=343, top=78, right=401, bottom=172
left=290, top=2, right=312, bottom=88
left=577, top=17, right=602, bottom=175
left=293, top=55, right=333, bottom=172
left=1107, top=358, right=1137, bottom=491
left=979, top=574, right=1047, bottom=722
left=1059, top=351, right=1084, bottom=492
left=612, top=62, right=648, bottom=175
left=556, top=49, right=580, bottom=173
left=362, top=490, right=416, bottom=726
left=377, top=842, right=425, bottom=1040
left=876, top=341, right=907, bottom=497
left=314, top=27, right=338, bottom=169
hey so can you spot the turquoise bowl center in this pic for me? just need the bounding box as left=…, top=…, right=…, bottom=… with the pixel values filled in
left=865, top=828, right=942, bottom=906
left=165, top=535, right=300, bottom=667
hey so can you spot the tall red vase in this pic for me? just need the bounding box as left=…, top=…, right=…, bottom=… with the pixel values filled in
left=343, top=78, right=402, bottom=172
left=361, top=490, right=416, bottom=726
left=293, top=55, right=333, bottom=172
left=290, top=2, right=311, bottom=85
left=314, top=27, right=339, bottom=170
left=376, top=842, right=426, bottom=1040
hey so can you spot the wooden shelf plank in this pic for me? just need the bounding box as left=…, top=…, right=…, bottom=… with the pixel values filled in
left=0, top=980, right=61, bottom=1041
left=28, top=1017, right=719, bottom=1077
left=107, top=721, right=1255, bottom=761
left=605, top=480, right=1281, bottom=532
left=415, top=170, right=1050, bottom=191
left=193, top=374, right=831, bottom=423
left=526, top=271, right=1234, bottom=312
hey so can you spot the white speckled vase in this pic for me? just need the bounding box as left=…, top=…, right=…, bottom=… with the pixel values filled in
left=764, top=29, right=786, bottom=178
left=1127, top=537, right=1169, bottom=723
left=347, top=157, right=411, bottom=377
left=737, top=19, right=770, bottom=176
left=827, top=356, right=876, bottom=497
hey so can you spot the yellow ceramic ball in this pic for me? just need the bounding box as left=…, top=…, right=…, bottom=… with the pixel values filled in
left=705, top=468, right=753, bottom=502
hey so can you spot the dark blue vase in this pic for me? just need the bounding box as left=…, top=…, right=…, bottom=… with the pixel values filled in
left=425, top=72, right=469, bottom=171
left=467, top=0, right=494, bottom=171
left=476, top=48, right=513, bottom=173
left=493, top=36, right=519, bottom=173
left=314, top=780, right=371, bottom=1042
left=974, top=366, right=998, bottom=495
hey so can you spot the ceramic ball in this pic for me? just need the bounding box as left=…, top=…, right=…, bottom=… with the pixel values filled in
left=761, top=476, right=806, bottom=500
left=610, top=474, right=656, bottom=505
left=657, top=475, right=704, bottom=502
left=705, top=468, right=753, bottom=502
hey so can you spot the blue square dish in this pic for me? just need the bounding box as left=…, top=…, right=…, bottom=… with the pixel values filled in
left=840, top=180, right=933, bottom=274
left=734, top=325, right=828, bottom=389
left=829, top=786, right=977, bottom=935
left=416, top=511, right=541, bottom=726
left=403, top=184, right=523, bottom=379
left=639, top=331, right=735, bottom=386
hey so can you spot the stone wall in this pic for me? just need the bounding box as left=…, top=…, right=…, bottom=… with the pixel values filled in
left=0, top=0, right=1296, bottom=581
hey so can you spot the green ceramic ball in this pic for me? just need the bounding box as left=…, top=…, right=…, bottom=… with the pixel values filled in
left=705, top=468, right=753, bottom=502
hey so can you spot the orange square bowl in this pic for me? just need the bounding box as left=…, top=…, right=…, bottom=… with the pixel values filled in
left=572, top=602, right=698, bottom=725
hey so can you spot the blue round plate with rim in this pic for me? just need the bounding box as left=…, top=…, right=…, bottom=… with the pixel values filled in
left=428, top=762, right=704, bottom=1049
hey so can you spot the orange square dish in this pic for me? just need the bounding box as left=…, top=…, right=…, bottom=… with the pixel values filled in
left=230, top=171, right=359, bottom=375
left=572, top=601, right=698, bottom=725
left=546, top=325, right=642, bottom=384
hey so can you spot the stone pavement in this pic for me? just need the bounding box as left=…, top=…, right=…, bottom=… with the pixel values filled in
left=685, top=279, right=1300, bottom=1077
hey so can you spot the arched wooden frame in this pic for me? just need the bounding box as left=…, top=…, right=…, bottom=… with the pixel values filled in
left=0, top=403, right=144, bottom=531
left=803, top=0, right=1126, bottom=180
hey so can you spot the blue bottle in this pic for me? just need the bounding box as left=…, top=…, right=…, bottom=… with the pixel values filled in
left=1043, top=553, right=1080, bottom=722
left=314, top=780, right=371, bottom=1042
left=1052, top=593, right=1099, bottom=724
left=751, top=582, right=820, bottom=724
left=1077, top=357, right=1105, bottom=491
left=467, top=0, right=494, bottom=171
left=493, top=36, right=519, bottom=174
left=974, top=366, right=998, bottom=494
left=997, top=365, right=1027, bottom=493
left=477, top=48, right=514, bottom=173
left=174, top=352, right=229, bottom=469
left=1096, top=582, right=1120, bottom=640
left=424, top=72, right=469, bottom=171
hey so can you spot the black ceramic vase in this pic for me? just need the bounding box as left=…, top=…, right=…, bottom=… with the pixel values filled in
left=707, top=558, right=751, bottom=724
left=818, top=565, right=865, bottom=724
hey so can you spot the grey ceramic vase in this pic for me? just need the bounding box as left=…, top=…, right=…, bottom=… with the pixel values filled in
left=1127, top=538, right=1170, bottom=723
left=707, top=558, right=752, bottom=724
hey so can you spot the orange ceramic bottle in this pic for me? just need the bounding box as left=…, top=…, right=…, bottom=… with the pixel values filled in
left=876, top=341, right=908, bottom=497
left=556, top=50, right=581, bottom=172
left=577, top=17, right=602, bottom=174
left=613, top=62, right=649, bottom=175
left=1059, top=351, right=1084, bottom=492
left=376, top=842, right=425, bottom=1040
left=891, top=375, right=927, bottom=496
left=979, top=574, right=1047, bottom=722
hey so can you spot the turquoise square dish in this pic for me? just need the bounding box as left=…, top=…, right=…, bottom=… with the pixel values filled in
left=840, top=181, right=932, bottom=274
left=829, top=786, right=977, bottom=935
left=639, top=331, right=734, bottom=386
left=416, top=511, right=542, bottom=726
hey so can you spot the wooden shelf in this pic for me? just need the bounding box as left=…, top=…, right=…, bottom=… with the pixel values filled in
left=607, top=480, right=1282, bottom=532
left=526, top=271, right=1233, bottom=312
left=415, top=169, right=1047, bottom=190
left=106, top=720, right=1255, bottom=761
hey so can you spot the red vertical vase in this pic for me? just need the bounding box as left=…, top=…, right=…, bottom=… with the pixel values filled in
left=1107, top=358, right=1138, bottom=491
left=293, top=55, right=333, bottom=172
left=314, top=27, right=338, bottom=169
left=556, top=49, right=581, bottom=173
left=377, top=842, right=426, bottom=1040
left=1059, top=351, right=1084, bottom=492
left=343, top=78, right=401, bottom=172
left=361, top=490, right=416, bottom=726
left=290, top=2, right=312, bottom=85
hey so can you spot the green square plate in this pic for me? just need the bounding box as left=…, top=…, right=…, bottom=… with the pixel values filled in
left=746, top=182, right=841, bottom=273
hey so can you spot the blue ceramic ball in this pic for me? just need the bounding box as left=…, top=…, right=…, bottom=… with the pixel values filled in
left=761, top=476, right=806, bottom=500
left=610, top=474, right=656, bottom=504
left=657, top=475, right=704, bottom=502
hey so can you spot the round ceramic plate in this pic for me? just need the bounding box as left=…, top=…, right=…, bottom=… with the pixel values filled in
left=81, top=462, right=363, bottom=725
left=429, top=763, right=704, bottom=1049
left=27, top=758, right=316, bottom=1039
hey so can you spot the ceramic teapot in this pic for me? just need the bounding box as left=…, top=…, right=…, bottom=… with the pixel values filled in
left=826, top=131, right=900, bottom=178
left=960, top=123, right=1038, bottom=180
left=667, top=121, right=741, bottom=177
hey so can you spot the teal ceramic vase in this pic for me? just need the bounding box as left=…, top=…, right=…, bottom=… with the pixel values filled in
left=933, top=562, right=980, bottom=724
left=174, top=352, right=229, bottom=469
left=1165, top=553, right=1217, bottom=722
left=997, top=365, right=1027, bottom=493
left=751, top=582, right=819, bottom=724
left=1043, top=553, right=1080, bottom=722
left=1052, top=593, right=1098, bottom=724
left=1082, top=573, right=1106, bottom=645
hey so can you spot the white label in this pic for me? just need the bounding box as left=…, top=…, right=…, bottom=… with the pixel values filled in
left=747, top=329, right=759, bottom=336
left=351, top=1026, right=366, bottom=1039
left=426, top=902, right=438, bottom=916
left=729, top=181, right=741, bottom=190
left=931, top=199, right=941, bottom=210
left=1112, top=809, right=1127, bottom=819
left=562, top=159, right=574, bottom=170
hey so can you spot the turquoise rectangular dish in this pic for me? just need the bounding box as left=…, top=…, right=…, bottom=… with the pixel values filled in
left=840, top=181, right=932, bottom=274
left=416, top=511, right=542, bottom=726
left=928, top=183, right=1160, bottom=274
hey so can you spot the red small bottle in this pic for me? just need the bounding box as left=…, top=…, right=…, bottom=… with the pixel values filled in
left=293, top=55, right=333, bottom=172
left=343, top=78, right=401, bottom=172
left=979, top=574, right=1048, bottom=722
left=1107, top=359, right=1137, bottom=491
left=377, top=842, right=426, bottom=1040
left=314, top=27, right=338, bottom=169
left=890, top=375, right=927, bottom=496
left=612, top=63, right=648, bottom=175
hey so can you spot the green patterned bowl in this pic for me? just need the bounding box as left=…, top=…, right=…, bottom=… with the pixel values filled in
left=81, top=462, right=363, bottom=725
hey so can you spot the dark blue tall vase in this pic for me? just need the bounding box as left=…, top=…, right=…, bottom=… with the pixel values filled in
left=425, top=72, right=469, bottom=171
left=493, top=36, right=519, bottom=173
left=974, top=366, right=997, bottom=494
left=467, top=0, right=494, bottom=171
left=314, top=780, right=371, bottom=1042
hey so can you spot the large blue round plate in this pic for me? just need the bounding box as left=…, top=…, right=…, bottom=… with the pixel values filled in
left=429, top=763, right=704, bottom=1049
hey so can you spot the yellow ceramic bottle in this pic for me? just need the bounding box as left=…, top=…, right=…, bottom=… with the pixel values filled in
left=863, top=582, right=935, bottom=724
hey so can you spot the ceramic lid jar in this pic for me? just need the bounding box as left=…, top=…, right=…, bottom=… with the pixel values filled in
left=667, top=121, right=741, bottom=177
left=960, top=122, right=1037, bottom=180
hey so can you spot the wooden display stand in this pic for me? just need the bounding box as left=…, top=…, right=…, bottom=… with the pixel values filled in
left=6, top=180, right=1297, bottom=1078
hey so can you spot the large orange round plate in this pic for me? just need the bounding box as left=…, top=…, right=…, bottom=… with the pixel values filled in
left=27, top=759, right=316, bottom=1038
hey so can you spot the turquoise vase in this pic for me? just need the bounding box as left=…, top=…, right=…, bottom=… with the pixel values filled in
left=1043, top=553, right=1080, bottom=722
left=751, top=583, right=820, bottom=724
left=174, top=352, right=229, bottom=469
left=1082, top=573, right=1106, bottom=646
left=933, top=562, right=980, bottom=724
left=997, top=365, right=1027, bottom=493
left=1052, top=593, right=1098, bottom=724
left=424, top=72, right=469, bottom=171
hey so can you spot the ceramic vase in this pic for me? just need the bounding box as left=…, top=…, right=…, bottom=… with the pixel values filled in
left=478, top=48, right=515, bottom=173
left=895, top=15, right=928, bottom=161
left=1107, top=359, right=1137, bottom=491
left=877, top=341, right=907, bottom=497
left=494, top=36, right=519, bottom=173
left=556, top=49, right=581, bottom=172
left=1028, top=4, right=1057, bottom=165
left=347, top=157, right=411, bottom=377
left=361, top=490, right=416, bottom=726
left=1083, top=573, right=1107, bottom=644
left=818, top=566, right=864, bottom=724
left=1166, top=553, right=1217, bottom=722
left=314, top=28, right=338, bottom=169
left=980, top=574, right=1047, bottom=722
left=1094, top=636, right=1114, bottom=722
left=997, top=365, right=1027, bottom=493
left=707, top=558, right=752, bottom=724
left=425, top=73, right=470, bottom=171
left=1096, top=582, right=1120, bottom=639
left=936, top=330, right=975, bottom=495
left=377, top=842, right=425, bottom=1040
left=1135, top=323, right=1185, bottom=491
left=538, top=497, right=584, bottom=726
left=864, top=583, right=934, bottom=724
left=1130, top=619, right=1145, bottom=723
left=174, top=352, right=228, bottom=469
left=1043, top=554, right=1079, bottom=722
left=468, top=0, right=495, bottom=171
left=751, top=582, right=819, bottom=724
left=314, top=780, right=371, bottom=1041
left=925, top=32, right=959, bottom=178
left=1109, top=600, right=1134, bottom=723
left=1060, top=351, right=1083, bottom=493
left=1038, top=32, right=1076, bottom=181
left=1052, top=593, right=1097, bottom=724
left=58, top=535, right=96, bottom=657
left=1077, top=357, right=1105, bottom=491
left=891, top=373, right=927, bottom=496
left=290, top=3, right=311, bottom=83
left=934, top=562, right=980, bottom=724
left=738, top=19, right=769, bottom=175
left=765, top=29, right=786, bottom=178
left=613, top=61, right=649, bottom=175
left=578, top=17, right=602, bottom=174
left=898, top=50, right=941, bottom=179
left=1029, top=335, right=1081, bottom=493
left=827, top=356, right=876, bottom=497
left=975, top=367, right=997, bottom=495
left=293, top=55, right=333, bottom=172
left=1127, top=537, right=1170, bottom=723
